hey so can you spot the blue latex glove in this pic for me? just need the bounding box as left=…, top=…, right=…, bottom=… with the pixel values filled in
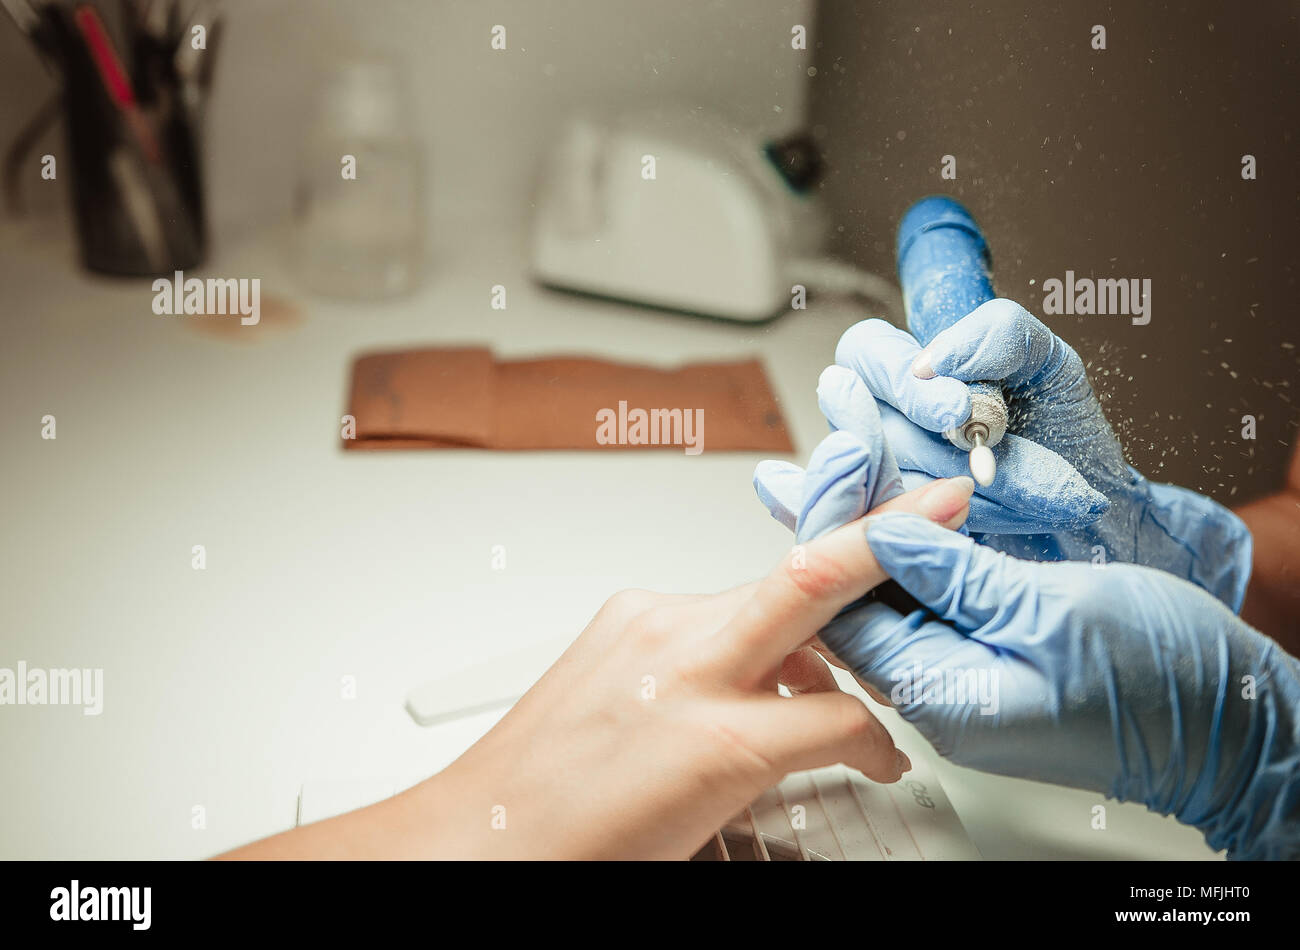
left=822, top=512, right=1300, bottom=860
left=833, top=302, right=1253, bottom=611
left=755, top=366, right=906, bottom=545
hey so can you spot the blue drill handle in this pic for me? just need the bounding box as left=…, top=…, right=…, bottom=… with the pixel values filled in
left=896, top=196, right=1007, bottom=462
left=896, top=195, right=995, bottom=346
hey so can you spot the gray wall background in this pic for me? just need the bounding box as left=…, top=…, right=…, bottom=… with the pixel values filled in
left=810, top=0, right=1298, bottom=504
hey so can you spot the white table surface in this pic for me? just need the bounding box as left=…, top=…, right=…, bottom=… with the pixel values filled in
left=0, top=219, right=1218, bottom=860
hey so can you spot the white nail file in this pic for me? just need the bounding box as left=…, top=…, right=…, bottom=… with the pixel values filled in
left=296, top=779, right=397, bottom=826
left=404, top=638, right=573, bottom=727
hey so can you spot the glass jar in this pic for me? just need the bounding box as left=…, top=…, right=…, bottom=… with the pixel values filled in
left=292, top=59, right=425, bottom=298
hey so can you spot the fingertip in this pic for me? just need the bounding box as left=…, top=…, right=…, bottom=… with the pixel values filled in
left=917, top=475, right=975, bottom=523
left=811, top=426, right=870, bottom=460
left=834, top=320, right=972, bottom=434
left=753, top=459, right=799, bottom=499
left=816, top=365, right=888, bottom=441
left=923, top=299, right=1053, bottom=386
left=912, top=376, right=972, bottom=432
left=1050, top=477, right=1111, bottom=528
left=941, top=502, right=971, bottom=531
left=951, top=474, right=977, bottom=494
left=1047, top=486, right=1109, bottom=529
left=753, top=459, right=803, bottom=529
left=801, top=431, right=871, bottom=500
left=817, top=362, right=859, bottom=394
left=834, top=318, right=908, bottom=368
left=854, top=732, right=906, bottom=785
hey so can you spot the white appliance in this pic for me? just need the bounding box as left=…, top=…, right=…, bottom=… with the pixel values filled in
left=531, top=109, right=830, bottom=322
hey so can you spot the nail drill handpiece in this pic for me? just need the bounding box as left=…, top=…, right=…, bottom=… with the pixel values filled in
left=896, top=196, right=1008, bottom=486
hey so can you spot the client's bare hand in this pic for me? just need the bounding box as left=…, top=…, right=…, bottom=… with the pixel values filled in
left=219, top=476, right=972, bottom=860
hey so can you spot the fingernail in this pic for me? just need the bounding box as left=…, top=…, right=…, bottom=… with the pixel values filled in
left=896, top=749, right=912, bottom=774
left=917, top=476, right=975, bottom=523
left=911, top=348, right=935, bottom=379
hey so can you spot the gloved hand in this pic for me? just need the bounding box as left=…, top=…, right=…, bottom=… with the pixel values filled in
left=755, top=365, right=907, bottom=543
left=753, top=374, right=1295, bottom=858
left=832, top=301, right=1253, bottom=610
left=825, top=511, right=1300, bottom=860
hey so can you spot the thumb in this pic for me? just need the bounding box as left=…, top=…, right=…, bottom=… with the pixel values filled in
left=863, top=512, right=1037, bottom=631
left=753, top=459, right=803, bottom=531
left=795, top=429, right=874, bottom=542
left=817, top=597, right=971, bottom=695
left=815, top=365, right=905, bottom=509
